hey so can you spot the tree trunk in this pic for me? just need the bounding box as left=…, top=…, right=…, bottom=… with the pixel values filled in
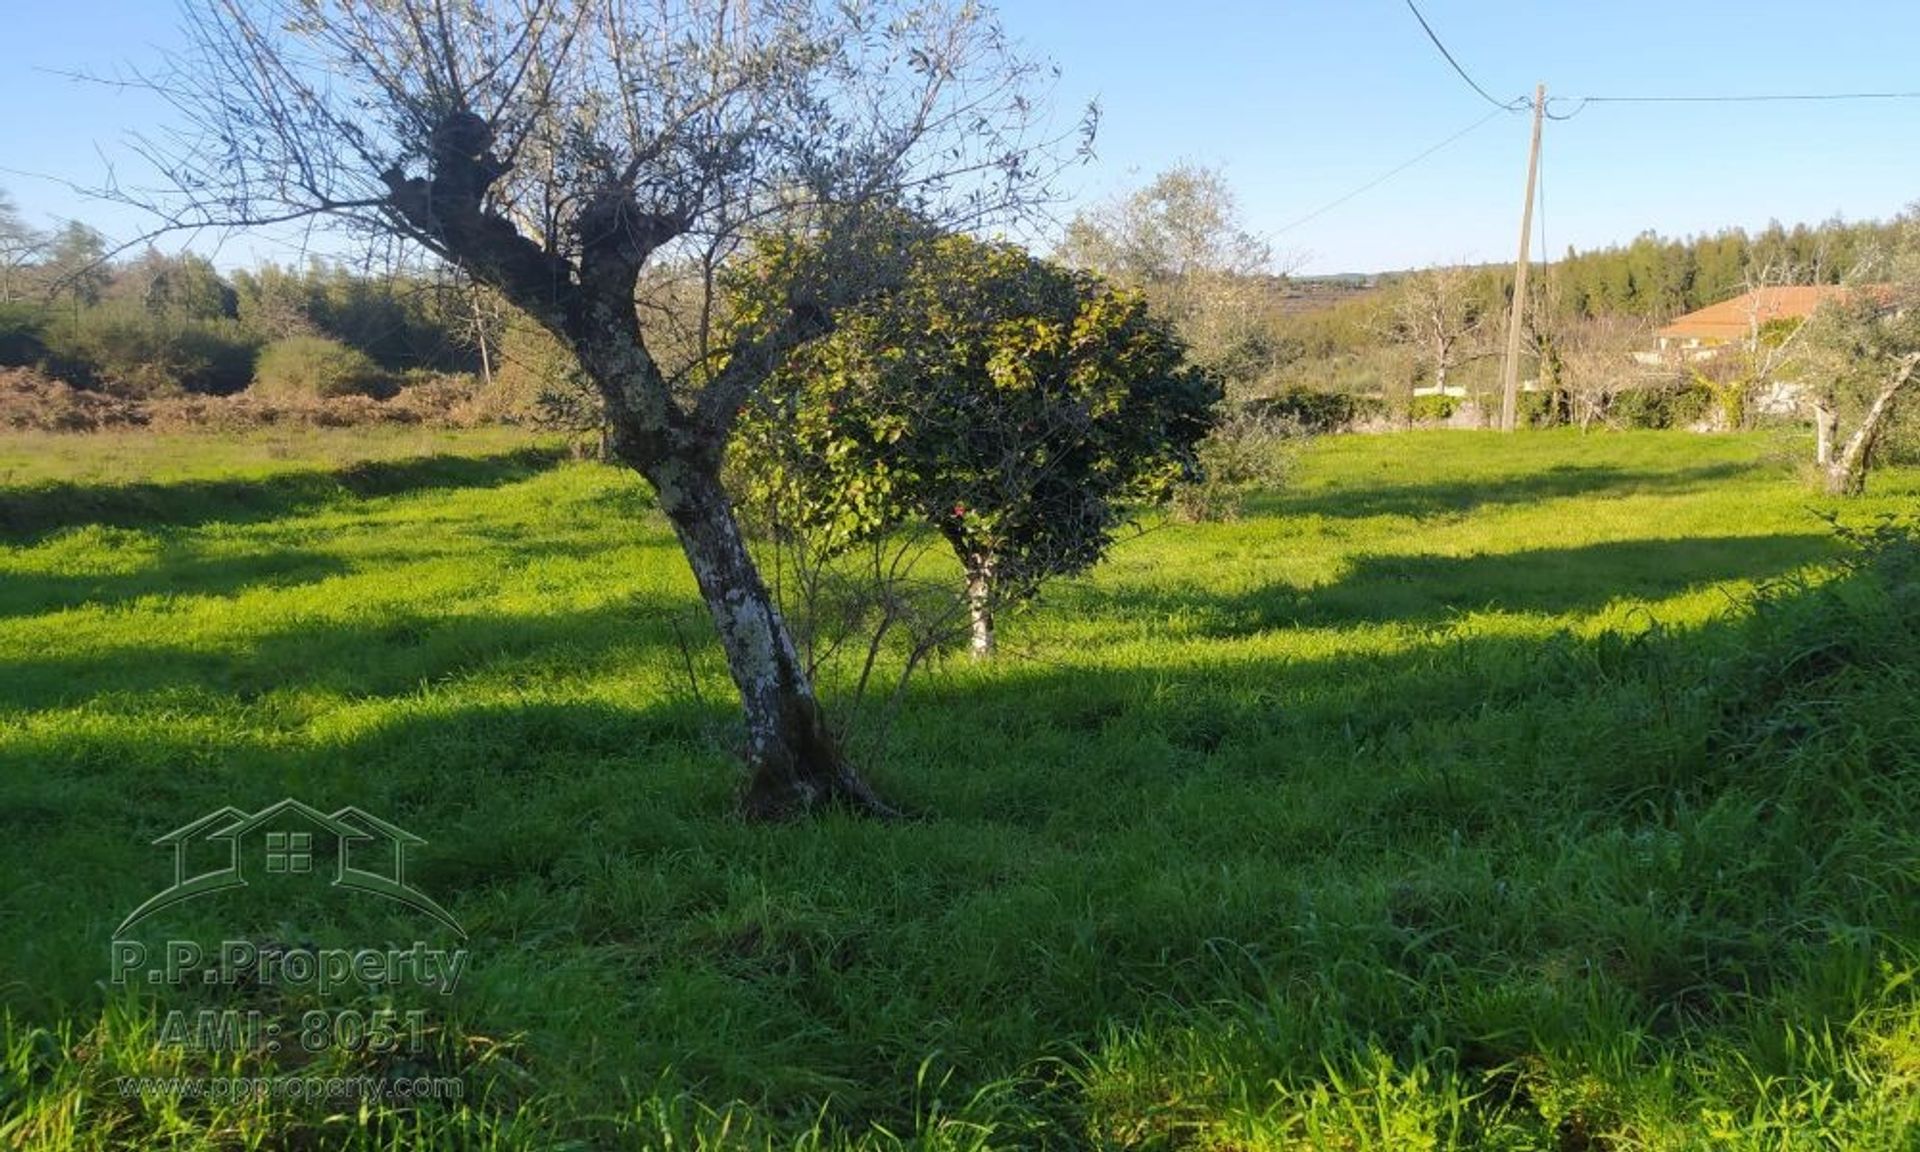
left=1814, top=398, right=1838, bottom=468
left=644, top=453, right=897, bottom=820
left=964, top=557, right=995, bottom=659
left=470, top=289, right=494, bottom=389
left=1825, top=356, right=1918, bottom=497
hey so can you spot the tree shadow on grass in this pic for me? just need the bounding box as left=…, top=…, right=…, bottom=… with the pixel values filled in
left=869, top=559, right=1913, bottom=1047
left=1279, top=533, right=1837, bottom=628
left=1076, top=533, right=1838, bottom=638
left=0, top=548, right=353, bottom=619
left=0, top=590, right=714, bottom=713
left=0, top=445, right=572, bottom=542
left=1250, top=460, right=1753, bottom=522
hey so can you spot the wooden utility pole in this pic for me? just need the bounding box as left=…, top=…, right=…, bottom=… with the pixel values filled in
left=1499, top=83, right=1546, bottom=432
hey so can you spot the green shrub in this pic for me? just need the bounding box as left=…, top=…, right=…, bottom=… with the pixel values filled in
left=1348, top=394, right=1389, bottom=424
left=1517, top=389, right=1566, bottom=428
left=0, top=303, right=48, bottom=367
left=252, top=335, right=393, bottom=400
left=1604, top=387, right=1664, bottom=428
left=1607, top=382, right=1712, bottom=430
left=1172, top=403, right=1301, bottom=522
left=1408, top=394, right=1457, bottom=423
left=1244, top=388, right=1356, bottom=433
left=164, top=321, right=260, bottom=396
left=39, top=306, right=259, bottom=396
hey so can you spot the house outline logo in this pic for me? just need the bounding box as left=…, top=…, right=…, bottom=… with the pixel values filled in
left=115, top=799, right=465, bottom=939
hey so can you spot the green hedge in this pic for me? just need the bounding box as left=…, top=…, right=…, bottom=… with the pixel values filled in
left=1243, top=388, right=1359, bottom=433
left=1608, top=383, right=1713, bottom=430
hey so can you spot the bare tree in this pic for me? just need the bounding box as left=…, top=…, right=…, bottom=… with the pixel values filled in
left=0, top=191, right=46, bottom=304
left=1553, top=313, right=1661, bottom=430
left=125, top=0, right=1083, bottom=818
left=1376, top=264, right=1489, bottom=400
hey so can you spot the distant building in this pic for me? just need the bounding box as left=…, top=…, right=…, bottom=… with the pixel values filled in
left=1630, top=284, right=1890, bottom=421
left=1644, top=285, right=1850, bottom=362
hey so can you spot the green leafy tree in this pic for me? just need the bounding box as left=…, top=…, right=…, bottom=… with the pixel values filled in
left=1693, top=230, right=1751, bottom=307
left=39, top=222, right=110, bottom=317
left=40, top=248, right=260, bottom=396
left=738, top=232, right=1218, bottom=657
left=112, top=249, right=238, bottom=320
left=1058, top=163, right=1269, bottom=286
left=232, top=264, right=323, bottom=340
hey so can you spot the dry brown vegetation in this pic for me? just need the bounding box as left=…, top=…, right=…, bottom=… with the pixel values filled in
left=0, top=367, right=497, bottom=434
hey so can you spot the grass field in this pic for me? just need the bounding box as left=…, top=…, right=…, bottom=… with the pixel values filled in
left=1, top=427, right=1916, bottom=1149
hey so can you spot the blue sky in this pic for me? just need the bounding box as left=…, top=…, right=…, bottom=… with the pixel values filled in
left=5, top=1, right=1920, bottom=273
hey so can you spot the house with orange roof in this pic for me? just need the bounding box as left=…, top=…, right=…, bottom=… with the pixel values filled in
left=1651, top=285, right=1850, bottom=360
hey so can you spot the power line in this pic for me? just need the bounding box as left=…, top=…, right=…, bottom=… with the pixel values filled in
left=1403, top=0, right=1526, bottom=112
left=1274, top=106, right=1509, bottom=237
left=1587, top=90, right=1920, bottom=103
left=1549, top=90, right=1920, bottom=119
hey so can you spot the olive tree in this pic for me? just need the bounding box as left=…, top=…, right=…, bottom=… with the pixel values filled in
left=134, top=0, right=1082, bottom=818
left=736, top=231, right=1218, bottom=658
left=1056, top=164, right=1275, bottom=392
left=1803, top=222, right=1920, bottom=496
